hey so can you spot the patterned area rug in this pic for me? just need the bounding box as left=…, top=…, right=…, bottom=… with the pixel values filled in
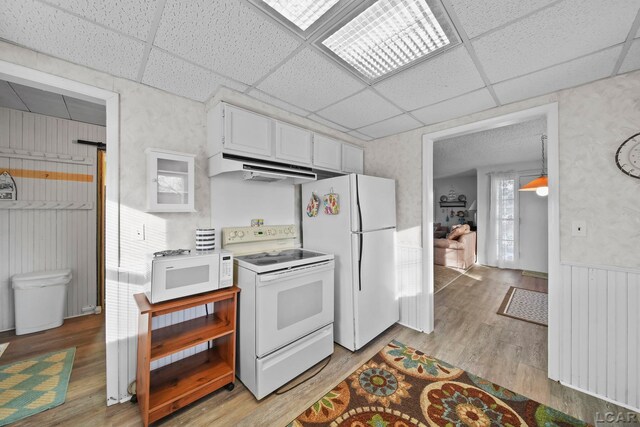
left=0, top=347, right=75, bottom=426
left=498, top=286, right=548, bottom=326
left=288, top=340, right=588, bottom=427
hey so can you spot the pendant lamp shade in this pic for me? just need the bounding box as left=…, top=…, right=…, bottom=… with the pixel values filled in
left=519, top=135, right=548, bottom=197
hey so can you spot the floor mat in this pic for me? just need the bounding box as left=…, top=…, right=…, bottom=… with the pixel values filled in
left=498, top=286, right=548, bottom=326
left=287, top=340, right=588, bottom=426
left=522, top=270, right=548, bottom=279
left=0, top=347, right=75, bottom=426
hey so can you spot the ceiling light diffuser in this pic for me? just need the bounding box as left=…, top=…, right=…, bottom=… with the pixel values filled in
left=322, top=0, right=451, bottom=80
left=263, top=0, right=340, bottom=31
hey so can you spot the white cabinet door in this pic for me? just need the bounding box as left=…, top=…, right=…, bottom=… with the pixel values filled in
left=275, top=122, right=312, bottom=165
left=224, top=105, right=273, bottom=158
left=313, top=135, right=342, bottom=171
left=342, top=144, right=364, bottom=174
left=146, top=149, right=195, bottom=212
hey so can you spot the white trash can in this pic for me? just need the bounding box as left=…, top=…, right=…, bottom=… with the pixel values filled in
left=12, top=269, right=72, bottom=335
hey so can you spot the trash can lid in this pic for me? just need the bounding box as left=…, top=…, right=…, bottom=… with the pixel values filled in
left=12, top=269, right=72, bottom=289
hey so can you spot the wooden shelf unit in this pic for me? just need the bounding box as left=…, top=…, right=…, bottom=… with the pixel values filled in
left=134, top=287, right=240, bottom=426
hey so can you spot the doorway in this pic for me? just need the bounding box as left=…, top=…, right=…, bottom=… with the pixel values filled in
left=421, top=103, right=561, bottom=381
left=0, top=59, right=121, bottom=403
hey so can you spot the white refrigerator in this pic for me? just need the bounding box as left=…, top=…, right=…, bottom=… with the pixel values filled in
left=302, top=174, right=398, bottom=351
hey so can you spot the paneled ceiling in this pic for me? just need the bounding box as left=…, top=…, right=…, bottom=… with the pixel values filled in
left=433, top=117, right=547, bottom=179
left=1, top=0, right=639, bottom=141
left=0, top=79, right=106, bottom=126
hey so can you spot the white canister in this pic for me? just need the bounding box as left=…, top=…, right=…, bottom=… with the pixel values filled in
left=195, top=228, right=215, bottom=251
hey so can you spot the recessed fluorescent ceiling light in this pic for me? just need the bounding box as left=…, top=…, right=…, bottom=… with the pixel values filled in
left=263, top=0, right=341, bottom=31
left=323, top=0, right=450, bottom=80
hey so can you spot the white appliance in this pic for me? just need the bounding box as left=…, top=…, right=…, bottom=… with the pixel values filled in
left=146, top=250, right=233, bottom=304
left=208, top=153, right=317, bottom=183
left=302, top=174, right=398, bottom=351
left=222, top=225, right=334, bottom=400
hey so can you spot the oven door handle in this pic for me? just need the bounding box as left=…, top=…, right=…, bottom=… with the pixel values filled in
left=258, top=261, right=334, bottom=283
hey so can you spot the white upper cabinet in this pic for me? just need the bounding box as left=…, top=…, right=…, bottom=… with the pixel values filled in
left=223, top=104, right=273, bottom=159
left=146, top=149, right=195, bottom=213
left=313, top=135, right=342, bottom=171
left=275, top=122, right=312, bottom=166
left=342, top=144, right=364, bottom=174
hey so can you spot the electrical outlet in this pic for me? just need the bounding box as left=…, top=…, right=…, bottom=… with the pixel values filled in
left=572, top=221, right=586, bottom=237
left=134, top=224, right=145, bottom=241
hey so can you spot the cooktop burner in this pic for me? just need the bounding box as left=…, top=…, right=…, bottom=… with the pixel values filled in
left=236, top=249, right=325, bottom=266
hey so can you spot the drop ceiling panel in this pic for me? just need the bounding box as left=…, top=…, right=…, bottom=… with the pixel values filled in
left=153, top=0, right=301, bottom=85
left=447, top=0, right=556, bottom=39
left=619, top=39, right=640, bottom=74
left=246, top=89, right=310, bottom=117
left=307, top=114, right=351, bottom=133
left=43, top=0, right=160, bottom=40
left=316, top=90, right=402, bottom=130
left=374, top=47, right=485, bottom=111
left=257, top=47, right=366, bottom=112
left=348, top=130, right=372, bottom=141
left=142, top=48, right=247, bottom=102
left=412, top=89, right=496, bottom=125
left=64, top=96, right=106, bottom=126
left=10, top=82, right=70, bottom=119
left=494, top=46, right=622, bottom=105
left=357, top=114, right=423, bottom=139
left=0, top=0, right=144, bottom=80
left=473, top=0, right=640, bottom=83
left=0, top=81, right=28, bottom=111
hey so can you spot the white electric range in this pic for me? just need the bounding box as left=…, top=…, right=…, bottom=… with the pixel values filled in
left=222, top=225, right=335, bottom=400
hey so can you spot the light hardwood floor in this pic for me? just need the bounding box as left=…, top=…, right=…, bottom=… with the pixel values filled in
left=0, top=265, right=632, bottom=426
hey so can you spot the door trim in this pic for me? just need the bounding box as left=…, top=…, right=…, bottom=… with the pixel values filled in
left=421, top=102, right=560, bottom=381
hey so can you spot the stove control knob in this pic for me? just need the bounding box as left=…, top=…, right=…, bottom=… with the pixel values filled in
left=287, top=226, right=295, bottom=234
left=237, top=231, right=245, bottom=238
left=230, top=231, right=237, bottom=238
left=268, top=229, right=275, bottom=235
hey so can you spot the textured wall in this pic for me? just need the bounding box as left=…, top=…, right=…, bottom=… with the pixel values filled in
left=365, top=70, right=640, bottom=270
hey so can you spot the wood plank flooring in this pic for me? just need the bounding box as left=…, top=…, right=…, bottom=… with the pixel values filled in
left=0, top=265, right=633, bottom=426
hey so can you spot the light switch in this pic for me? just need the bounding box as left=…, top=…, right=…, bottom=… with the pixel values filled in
left=572, top=221, right=586, bottom=237
left=134, top=224, right=145, bottom=241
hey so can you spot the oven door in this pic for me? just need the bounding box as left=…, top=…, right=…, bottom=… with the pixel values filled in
left=255, top=260, right=334, bottom=357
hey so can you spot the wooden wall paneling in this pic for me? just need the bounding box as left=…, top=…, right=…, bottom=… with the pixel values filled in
left=628, top=273, right=639, bottom=409
left=0, top=107, right=103, bottom=331
left=559, top=265, right=572, bottom=383
left=593, top=268, right=608, bottom=396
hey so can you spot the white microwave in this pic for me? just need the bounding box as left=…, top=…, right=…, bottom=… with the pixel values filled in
left=146, top=250, right=233, bottom=304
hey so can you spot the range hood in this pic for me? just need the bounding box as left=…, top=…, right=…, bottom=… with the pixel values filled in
left=208, top=153, right=317, bottom=183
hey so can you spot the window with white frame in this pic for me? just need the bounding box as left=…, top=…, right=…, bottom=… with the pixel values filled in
left=489, top=173, right=518, bottom=268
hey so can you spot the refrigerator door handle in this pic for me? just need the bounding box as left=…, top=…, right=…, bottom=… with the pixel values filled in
left=358, top=233, right=363, bottom=291
left=355, top=174, right=363, bottom=232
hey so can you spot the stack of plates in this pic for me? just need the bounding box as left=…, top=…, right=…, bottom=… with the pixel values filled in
left=195, top=228, right=215, bottom=252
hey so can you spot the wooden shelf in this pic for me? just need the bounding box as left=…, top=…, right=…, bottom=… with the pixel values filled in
left=150, top=314, right=232, bottom=361
left=148, top=348, right=233, bottom=422
left=135, top=287, right=239, bottom=426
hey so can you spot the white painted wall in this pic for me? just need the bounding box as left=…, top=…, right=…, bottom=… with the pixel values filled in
left=433, top=175, right=477, bottom=227
left=0, top=107, right=103, bottom=331
left=210, top=174, right=300, bottom=241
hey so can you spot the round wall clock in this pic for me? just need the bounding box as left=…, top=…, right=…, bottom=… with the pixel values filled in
left=615, top=132, right=640, bottom=179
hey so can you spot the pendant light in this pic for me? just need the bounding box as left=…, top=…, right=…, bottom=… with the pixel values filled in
left=519, top=135, right=548, bottom=197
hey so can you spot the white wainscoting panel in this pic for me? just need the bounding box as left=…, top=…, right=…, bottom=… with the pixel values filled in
left=559, top=263, right=640, bottom=411
left=0, top=107, right=103, bottom=331
left=397, top=245, right=423, bottom=331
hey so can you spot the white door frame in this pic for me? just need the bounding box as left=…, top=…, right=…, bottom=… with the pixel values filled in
left=0, top=60, right=123, bottom=403
left=421, top=102, right=560, bottom=381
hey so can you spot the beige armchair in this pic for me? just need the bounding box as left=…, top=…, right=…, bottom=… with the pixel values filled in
left=434, top=231, right=476, bottom=269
